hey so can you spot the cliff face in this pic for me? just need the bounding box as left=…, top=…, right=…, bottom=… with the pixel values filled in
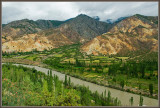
left=81, top=15, right=158, bottom=55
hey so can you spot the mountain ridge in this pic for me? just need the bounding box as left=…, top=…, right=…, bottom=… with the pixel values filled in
left=81, top=14, right=158, bottom=55
left=2, top=14, right=111, bottom=52
left=2, top=14, right=158, bottom=54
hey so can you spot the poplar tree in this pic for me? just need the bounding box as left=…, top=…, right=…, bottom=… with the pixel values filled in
left=149, top=84, right=153, bottom=96
left=64, top=75, right=68, bottom=87
left=129, top=97, right=133, bottom=106
left=107, top=91, right=111, bottom=104
left=68, top=77, right=71, bottom=87
left=139, top=95, right=143, bottom=106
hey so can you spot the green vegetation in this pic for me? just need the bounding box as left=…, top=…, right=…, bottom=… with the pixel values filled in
left=2, top=43, right=158, bottom=99
left=149, top=84, right=153, bottom=96
left=139, top=95, right=143, bottom=106
left=2, top=63, right=121, bottom=106
left=129, top=97, right=133, bottom=106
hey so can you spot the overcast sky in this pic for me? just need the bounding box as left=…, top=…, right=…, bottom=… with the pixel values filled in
left=2, top=2, right=158, bottom=24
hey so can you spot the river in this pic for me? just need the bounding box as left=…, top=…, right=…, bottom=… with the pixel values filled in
left=3, top=63, right=158, bottom=106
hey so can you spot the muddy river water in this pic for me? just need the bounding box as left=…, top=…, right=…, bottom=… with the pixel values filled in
left=5, top=63, right=158, bottom=106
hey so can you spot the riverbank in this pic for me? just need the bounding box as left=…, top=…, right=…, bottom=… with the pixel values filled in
left=2, top=58, right=158, bottom=99
left=2, top=62, right=159, bottom=106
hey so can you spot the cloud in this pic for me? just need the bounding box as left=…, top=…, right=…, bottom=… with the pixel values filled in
left=2, top=2, right=158, bottom=24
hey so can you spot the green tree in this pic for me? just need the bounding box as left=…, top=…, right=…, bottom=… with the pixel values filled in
left=140, top=64, right=145, bottom=78
left=64, top=75, right=68, bottom=87
left=120, top=80, right=125, bottom=89
left=139, top=83, right=141, bottom=90
left=75, top=58, right=81, bottom=67
left=68, top=77, right=71, bottom=87
left=149, top=83, right=153, bottom=96
left=104, top=89, right=106, bottom=98
left=139, top=95, right=143, bottom=106
left=129, top=97, right=133, bottom=106
left=62, top=89, right=81, bottom=106
left=48, top=70, right=53, bottom=92
left=107, top=90, right=111, bottom=105
left=42, top=80, right=52, bottom=105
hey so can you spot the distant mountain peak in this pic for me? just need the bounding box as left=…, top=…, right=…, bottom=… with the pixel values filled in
left=92, top=16, right=100, bottom=21
left=78, top=14, right=88, bottom=16
left=134, top=14, right=144, bottom=17
left=75, top=14, right=92, bottom=19
left=18, top=18, right=30, bottom=22
left=105, top=19, right=114, bottom=24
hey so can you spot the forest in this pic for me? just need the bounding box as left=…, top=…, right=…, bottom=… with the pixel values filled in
left=2, top=63, right=121, bottom=106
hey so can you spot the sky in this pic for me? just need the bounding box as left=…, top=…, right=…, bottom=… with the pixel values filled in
left=2, top=2, right=158, bottom=24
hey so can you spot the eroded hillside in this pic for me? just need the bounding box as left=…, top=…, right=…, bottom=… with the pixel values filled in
left=81, top=14, right=158, bottom=55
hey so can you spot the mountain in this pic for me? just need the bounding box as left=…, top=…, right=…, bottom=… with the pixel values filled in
left=92, top=16, right=100, bottom=21
left=2, top=14, right=111, bottom=52
left=55, top=14, right=111, bottom=42
left=114, top=16, right=129, bottom=23
left=81, top=14, right=158, bottom=55
left=36, top=20, right=65, bottom=29
left=3, top=14, right=157, bottom=54
left=2, top=24, right=6, bottom=27
left=2, top=19, right=65, bottom=43
left=2, top=28, right=73, bottom=52
left=105, top=19, right=114, bottom=24
left=105, top=16, right=129, bottom=24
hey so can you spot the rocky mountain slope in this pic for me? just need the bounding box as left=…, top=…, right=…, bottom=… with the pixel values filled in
left=55, top=14, right=111, bottom=42
left=81, top=14, right=158, bottom=55
left=2, top=14, right=111, bottom=52
left=2, top=28, right=74, bottom=52
left=2, top=14, right=158, bottom=54
left=2, top=19, right=65, bottom=43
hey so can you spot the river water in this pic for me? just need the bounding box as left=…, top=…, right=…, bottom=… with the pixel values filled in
left=4, top=63, right=158, bottom=106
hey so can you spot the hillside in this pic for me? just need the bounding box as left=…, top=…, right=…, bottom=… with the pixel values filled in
left=81, top=14, right=158, bottom=55
left=2, top=14, right=111, bottom=52
left=56, top=14, right=111, bottom=42
left=2, top=19, right=65, bottom=43
left=2, top=28, right=74, bottom=52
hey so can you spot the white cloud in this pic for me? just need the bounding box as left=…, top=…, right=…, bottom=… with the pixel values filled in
left=2, top=2, right=158, bottom=24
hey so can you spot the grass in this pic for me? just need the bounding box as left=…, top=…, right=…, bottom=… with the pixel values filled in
left=116, top=57, right=129, bottom=60
left=25, top=55, right=39, bottom=61
left=14, top=55, right=28, bottom=59
left=53, top=54, right=63, bottom=57
left=64, top=58, right=75, bottom=63
left=103, top=68, right=109, bottom=73
left=109, top=74, right=158, bottom=94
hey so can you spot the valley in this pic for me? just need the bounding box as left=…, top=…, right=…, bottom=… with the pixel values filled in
left=2, top=13, right=158, bottom=106
left=2, top=43, right=158, bottom=99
